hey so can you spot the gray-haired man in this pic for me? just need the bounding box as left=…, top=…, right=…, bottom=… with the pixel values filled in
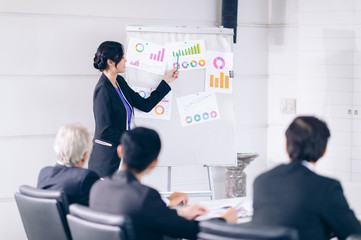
left=37, top=123, right=100, bottom=206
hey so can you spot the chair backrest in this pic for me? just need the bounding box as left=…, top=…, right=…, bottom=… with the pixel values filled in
left=198, top=220, right=299, bottom=240
left=67, top=203, right=134, bottom=240
left=347, top=234, right=361, bottom=240
left=14, top=184, right=71, bottom=240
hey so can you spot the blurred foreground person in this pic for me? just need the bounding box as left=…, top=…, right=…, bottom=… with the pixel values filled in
left=252, top=116, right=361, bottom=240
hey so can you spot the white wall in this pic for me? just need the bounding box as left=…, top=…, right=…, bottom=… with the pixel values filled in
left=267, top=0, right=361, bottom=217
left=267, top=0, right=299, bottom=168
left=235, top=0, right=269, bottom=197
left=297, top=0, right=355, bottom=182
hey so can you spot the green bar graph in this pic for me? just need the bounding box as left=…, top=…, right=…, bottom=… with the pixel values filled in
left=172, top=43, right=202, bottom=57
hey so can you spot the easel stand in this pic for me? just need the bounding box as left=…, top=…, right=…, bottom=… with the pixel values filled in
left=160, top=165, right=215, bottom=200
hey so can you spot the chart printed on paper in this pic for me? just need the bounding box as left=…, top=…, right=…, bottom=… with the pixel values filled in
left=165, top=40, right=206, bottom=71
left=176, top=92, right=220, bottom=127
left=126, top=38, right=167, bottom=75
left=205, top=51, right=234, bottom=94
left=133, top=86, right=172, bottom=120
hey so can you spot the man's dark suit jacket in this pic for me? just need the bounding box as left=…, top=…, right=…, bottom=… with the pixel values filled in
left=88, top=73, right=171, bottom=177
left=252, top=161, right=361, bottom=240
left=89, top=171, right=199, bottom=240
left=37, top=164, right=100, bottom=206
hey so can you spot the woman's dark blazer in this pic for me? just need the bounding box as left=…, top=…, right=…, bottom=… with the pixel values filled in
left=88, top=73, right=171, bottom=177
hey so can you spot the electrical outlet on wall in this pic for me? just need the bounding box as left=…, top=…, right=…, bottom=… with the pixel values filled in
left=280, top=98, right=296, bottom=114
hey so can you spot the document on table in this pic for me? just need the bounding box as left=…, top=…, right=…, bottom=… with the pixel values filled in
left=196, top=198, right=253, bottom=221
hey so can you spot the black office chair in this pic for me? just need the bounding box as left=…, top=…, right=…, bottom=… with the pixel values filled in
left=67, top=203, right=134, bottom=240
left=14, top=184, right=71, bottom=240
left=198, top=219, right=299, bottom=240
left=347, top=234, right=361, bottom=240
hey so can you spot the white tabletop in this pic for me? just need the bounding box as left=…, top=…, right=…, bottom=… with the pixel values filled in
left=196, top=197, right=253, bottom=223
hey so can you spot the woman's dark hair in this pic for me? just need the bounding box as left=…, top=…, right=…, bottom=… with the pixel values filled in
left=93, top=41, right=124, bottom=72
left=286, top=116, right=330, bottom=162
left=120, top=127, right=161, bottom=173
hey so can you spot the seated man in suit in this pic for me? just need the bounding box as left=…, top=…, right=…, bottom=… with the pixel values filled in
left=89, top=127, right=237, bottom=240
left=252, top=116, right=361, bottom=240
left=37, top=123, right=100, bottom=206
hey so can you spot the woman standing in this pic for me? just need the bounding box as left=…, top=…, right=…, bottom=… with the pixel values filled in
left=89, top=41, right=178, bottom=177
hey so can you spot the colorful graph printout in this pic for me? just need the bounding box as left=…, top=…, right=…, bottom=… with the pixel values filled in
left=176, top=92, right=220, bottom=127
left=165, top=40, right=206, bottom=71
left=126, top=38, right=167, bottom=75
left=205, top=51, right=234, bottom=94
left=133, top=87, right=172, bottom=120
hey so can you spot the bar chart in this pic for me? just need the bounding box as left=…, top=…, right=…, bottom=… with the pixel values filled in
left=130, top=60, right=139, bottom=67
left=209, top=72, right=229, bottom=89
left=172, top=43, right=201, bottom=57
left=127, top=38, right=167, bottom=75
left=149, top=48, right=165, bottom=62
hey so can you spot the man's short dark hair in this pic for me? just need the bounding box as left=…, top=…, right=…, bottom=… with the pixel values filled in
left=120, top=127, right=161, bottom=172
left=286, top=116, right=330, bottom=162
